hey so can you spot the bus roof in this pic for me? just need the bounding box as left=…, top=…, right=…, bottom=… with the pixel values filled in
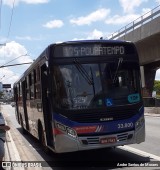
left=55, top=39, right=132, bottom=45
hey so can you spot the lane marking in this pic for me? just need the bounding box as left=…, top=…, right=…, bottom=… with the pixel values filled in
left=119, top=145, right=160, bottom=161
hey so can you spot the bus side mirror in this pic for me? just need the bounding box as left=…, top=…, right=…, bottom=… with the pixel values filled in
left=140, top=66, right=145, bottom=88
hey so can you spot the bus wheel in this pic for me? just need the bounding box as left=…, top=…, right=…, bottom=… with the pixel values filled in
left=38, top=123, right=49, bottom=153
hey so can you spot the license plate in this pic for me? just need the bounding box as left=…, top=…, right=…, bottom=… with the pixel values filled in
left=100, top=137, right=117, bottom=144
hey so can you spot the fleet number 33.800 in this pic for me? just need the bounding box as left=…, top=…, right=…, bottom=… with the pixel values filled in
left=118, top=122, right=134, bottom=129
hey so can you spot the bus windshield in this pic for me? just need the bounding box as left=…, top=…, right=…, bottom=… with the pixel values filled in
left=53, top=61, right=141, bottom=110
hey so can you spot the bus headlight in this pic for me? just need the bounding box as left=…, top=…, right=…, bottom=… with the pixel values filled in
left=55, top=122, right=77, bottom=138
left=135, top=116, right=145, bottom=131
left=67, top=127, right=77, bottom=138
left=56, top=123, right=66, bottom=132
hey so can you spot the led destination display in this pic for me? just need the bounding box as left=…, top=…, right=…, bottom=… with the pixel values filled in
left=63, top=45, right=125, bottom=57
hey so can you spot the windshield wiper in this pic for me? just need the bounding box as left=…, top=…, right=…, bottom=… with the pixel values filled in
left=113, top=57, right=123, bottom=83
left=73, top=58, right=95, bottom=95
left=74, top=58, right=93, bottom=85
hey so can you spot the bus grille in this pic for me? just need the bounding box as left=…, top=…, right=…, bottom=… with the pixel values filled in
left=67, top=109, right=138, bottom=123
left=81, top=132, right=130, bottom=145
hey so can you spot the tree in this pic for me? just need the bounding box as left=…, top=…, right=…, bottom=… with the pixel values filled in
left=153, top=80, right=160, bottom=95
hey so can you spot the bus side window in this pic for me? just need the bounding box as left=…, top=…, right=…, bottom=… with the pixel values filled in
left=17, top=84, right=20, bottom=101
left=29, top=72, right=34, bottom=100
left=35, top=67, right=41, bottom=99
left=26, top=76, right=30, bottom=100
left=29, top=73, right=32, bottom=100
left=34, top=69, right=36, bottom=99
left=19, top=82, right=22, bottom=102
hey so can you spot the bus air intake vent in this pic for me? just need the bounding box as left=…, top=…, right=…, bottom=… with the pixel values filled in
left=67, top=109, right=137, bottom=123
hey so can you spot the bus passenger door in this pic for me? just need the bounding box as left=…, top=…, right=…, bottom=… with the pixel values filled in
left=14, top=86, right=20, bottom=124
left=22, top=80, right=29, bottom=131
left=41, top=64, right=53, bottom=147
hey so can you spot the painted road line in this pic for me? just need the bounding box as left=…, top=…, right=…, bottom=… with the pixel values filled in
left=119, top=145, right=160, bottom=161
left=7, top=130, right=21, bottom=161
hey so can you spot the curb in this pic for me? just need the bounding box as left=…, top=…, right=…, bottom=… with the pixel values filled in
left=144, top=113, right=160, bottom=117
left=3, top=121, right=24, bottom=170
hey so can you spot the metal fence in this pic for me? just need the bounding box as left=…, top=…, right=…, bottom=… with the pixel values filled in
left=108, top=5, right=160, bottom=40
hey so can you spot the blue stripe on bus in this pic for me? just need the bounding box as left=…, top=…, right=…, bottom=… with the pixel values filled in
left=53, top=109, right=144, bottom=134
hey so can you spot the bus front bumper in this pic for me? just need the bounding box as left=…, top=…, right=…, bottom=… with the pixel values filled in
left=54, top=124, right=145, bottom=153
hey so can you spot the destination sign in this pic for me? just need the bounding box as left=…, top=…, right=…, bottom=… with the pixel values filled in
left=63, top=45, right=125, bottom=57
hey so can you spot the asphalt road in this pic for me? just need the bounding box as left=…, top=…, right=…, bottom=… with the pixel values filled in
left=1, top=104, right=160, bottom=170
left=130, top=115, right=160, bottom=157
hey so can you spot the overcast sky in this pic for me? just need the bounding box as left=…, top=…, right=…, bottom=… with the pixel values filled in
left=0, top=0, right=160, bottom=86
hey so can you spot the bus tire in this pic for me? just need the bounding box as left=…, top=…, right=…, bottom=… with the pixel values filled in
left=38, top=122, right=49, bottom=153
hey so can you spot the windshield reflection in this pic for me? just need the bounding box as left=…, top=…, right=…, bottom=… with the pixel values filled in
left=53, top=62, right=140, bottom=110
